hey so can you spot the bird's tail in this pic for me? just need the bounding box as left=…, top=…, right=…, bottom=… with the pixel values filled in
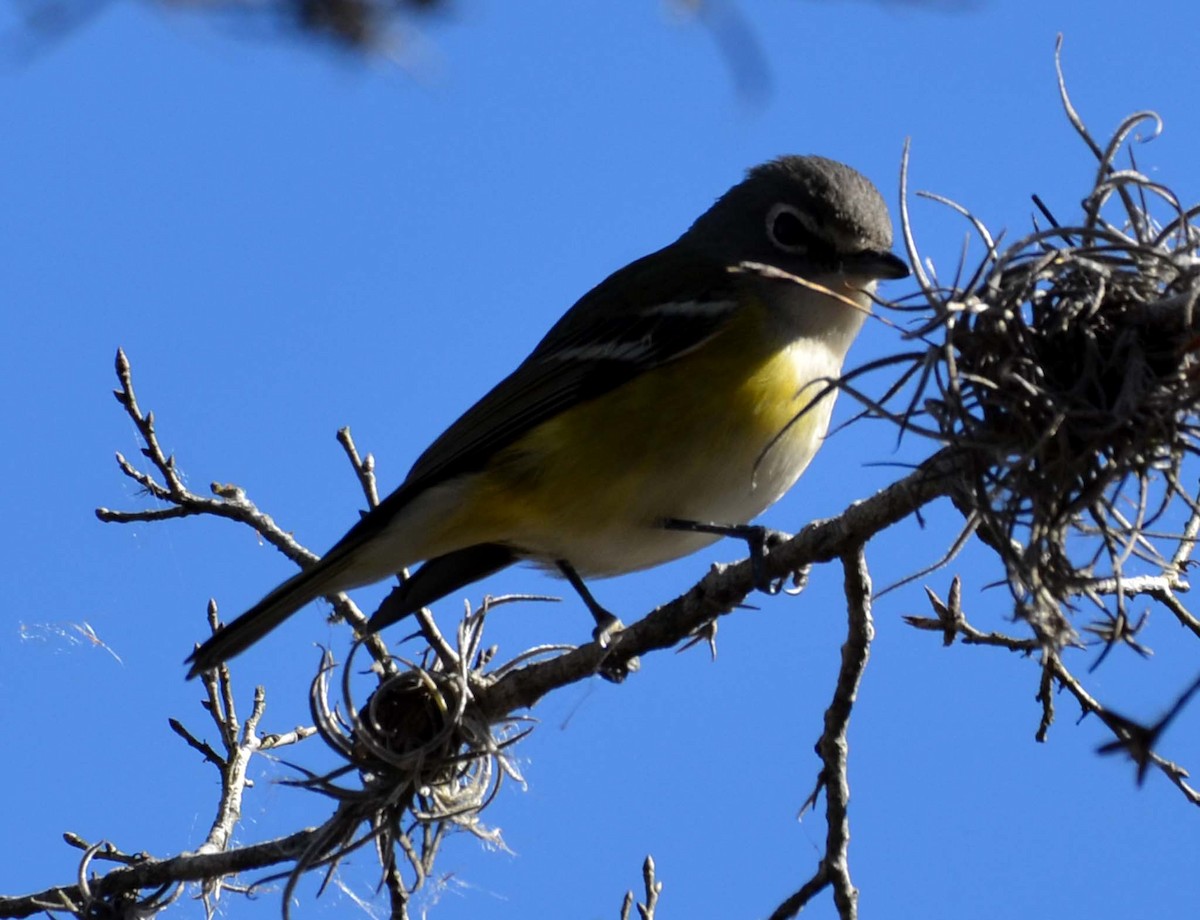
left=185, top=554, right=355, bottom=679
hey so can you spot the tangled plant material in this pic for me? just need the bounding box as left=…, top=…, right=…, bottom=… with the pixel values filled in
left=883, top=74, right=1200, bottom=649
left=274, top=606, right=534, bottom=915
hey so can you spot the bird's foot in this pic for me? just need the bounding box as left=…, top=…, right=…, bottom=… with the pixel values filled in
left=662, top=518, right=787, bottom=594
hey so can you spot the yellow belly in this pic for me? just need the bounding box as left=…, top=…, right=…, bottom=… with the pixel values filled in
left=429, top=302, right=846, bottom=575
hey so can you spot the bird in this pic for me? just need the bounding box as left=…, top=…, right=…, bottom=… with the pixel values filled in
left=186, top=155, right=909, bottom=678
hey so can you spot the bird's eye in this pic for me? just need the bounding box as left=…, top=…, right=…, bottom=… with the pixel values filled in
left=766, top=203, right=813, bottom=253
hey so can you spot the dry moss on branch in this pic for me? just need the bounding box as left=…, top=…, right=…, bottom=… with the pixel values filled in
left=886, top=99, right=1200, bottom=648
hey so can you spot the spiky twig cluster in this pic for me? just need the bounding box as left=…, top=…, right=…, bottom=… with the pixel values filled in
left=892, top=69, right=1200, bottom=648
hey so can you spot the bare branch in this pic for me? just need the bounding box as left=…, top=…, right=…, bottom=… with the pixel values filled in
left=769, top=546, right=873, bottom=920
left=905, top=585, right=1200, bottom=804
left=98, top=351, right=323, bottom=572
left=0, top=829, right=318, bottom=919
left=1051, top=659, right=1200, bottom=804
left=337, top=426, right=380, bottom=509
left=619, top=856, right=662, bottom=920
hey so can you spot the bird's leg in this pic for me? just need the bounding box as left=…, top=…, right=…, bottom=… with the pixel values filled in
left=661, top=518, right=787, bottom=594
left=555, top=559, right=639, bottom=683
left=556, top=559, right=623, bottom=645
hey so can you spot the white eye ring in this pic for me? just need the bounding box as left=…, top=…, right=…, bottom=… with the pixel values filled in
left=765, top=202, right=816, bottom=253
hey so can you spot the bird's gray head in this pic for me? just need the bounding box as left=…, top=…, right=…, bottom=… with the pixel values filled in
left=682, top=155, right=908, bottom=282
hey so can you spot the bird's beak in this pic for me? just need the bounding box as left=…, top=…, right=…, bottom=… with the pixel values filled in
left=843, top=249, right=910, bottom=281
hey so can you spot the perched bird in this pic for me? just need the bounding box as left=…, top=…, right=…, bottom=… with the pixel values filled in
left=186, top=156, right=908, bottom=678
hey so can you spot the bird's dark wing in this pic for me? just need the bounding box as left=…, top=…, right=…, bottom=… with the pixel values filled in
left=409, top=245, right=741, bottom=485
left=329, top=245, right=744, bottom=554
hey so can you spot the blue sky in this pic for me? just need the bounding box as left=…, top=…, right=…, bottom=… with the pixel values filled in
left=3, top=1, right=1199, bottom=918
